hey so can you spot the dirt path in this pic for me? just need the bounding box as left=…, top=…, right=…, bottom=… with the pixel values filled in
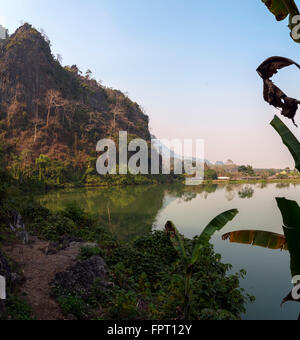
left=4, top=238, right=82, bottom=320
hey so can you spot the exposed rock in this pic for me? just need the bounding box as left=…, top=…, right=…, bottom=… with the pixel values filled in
left=44, top=235, right=82, bottom=255
left=81, top=242, right=99, bottom=248
left=0, top=300, right=7, bottom=320
left=51, top=256, right=109, bottom=299
left=9, top=211, right=29, bottom=244
left=0, top=250, right=11, bottom=280
left=0, top=249, right=24, bottom=290
left=10, top=272, right=25, bottom=287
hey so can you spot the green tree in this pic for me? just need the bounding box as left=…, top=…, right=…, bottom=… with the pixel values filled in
left=238, top=165, right=255, bottom=176
left=204, top=168, right=218, bottom=180
left=35, top=155, right=51, bottom=181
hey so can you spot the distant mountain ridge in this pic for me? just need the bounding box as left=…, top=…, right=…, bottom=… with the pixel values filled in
left=151, top=137, right=211, bottom=165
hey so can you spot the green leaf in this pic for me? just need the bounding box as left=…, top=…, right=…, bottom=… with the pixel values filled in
left=222, top=230, right=288, bottom=250
left=271, top=115, right=300, bottom=171
left=165, top=221, right=187, bottom=264
left=190, top=209, right=238, bottom=265
left=283, top=226, right=300, bottom=277
left=276, top=198, right=300, bottom=277
left=262, top=0, right=299, bottom=21
left=276, top=197, right=300, bottom=229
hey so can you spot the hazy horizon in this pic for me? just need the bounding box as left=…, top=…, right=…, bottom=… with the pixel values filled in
left=1, top=0, right=300, bottom=168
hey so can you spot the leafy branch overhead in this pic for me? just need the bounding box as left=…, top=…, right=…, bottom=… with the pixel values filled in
left=257, top=56, right=300, bottom=126
left=262, top=0, right=300, bottom=42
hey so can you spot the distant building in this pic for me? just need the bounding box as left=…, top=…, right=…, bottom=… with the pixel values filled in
left=0, top=25, right=8, bottom=40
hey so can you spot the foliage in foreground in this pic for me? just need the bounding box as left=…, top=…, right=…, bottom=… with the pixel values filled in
left=50, top=214, right=253, bottom=320
left=165, top=209, right=239, bottom=320
left=6, top=294, right=35, bottom=321
left=0, top=166, right=252, bottom=320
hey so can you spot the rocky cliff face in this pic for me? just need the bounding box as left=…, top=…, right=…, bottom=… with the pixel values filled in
left=0, top=24, right=150, bottom=166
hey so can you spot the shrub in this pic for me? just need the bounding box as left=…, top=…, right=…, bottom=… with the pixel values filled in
left=6, top=294, right=34, bottom=320
left=28, top=213, right=77, bottom=241
left=57, top=295, right=89, bottom=319
left=61, top=201, right=95, bottom=228
left=78, top=246, right=103, bottom=261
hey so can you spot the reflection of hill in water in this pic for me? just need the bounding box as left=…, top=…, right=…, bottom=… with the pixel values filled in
left=161, top=195, right=178, bottom=210
left=38, top=182, right=300, bottom=241
left=39, top=186, right=166, bottom=241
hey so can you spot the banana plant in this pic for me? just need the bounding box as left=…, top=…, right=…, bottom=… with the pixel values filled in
left=271, top=115, right=300, bottom=171
left=262, top=0, right=300, bottom=43
left=262, top=0, right=299, bottom=20
left=259, top=1, right=300, bottom=314
left=276, top=198, right=300, bottom=279
left=222, top=199, right=300, bottom=277
left=222, top=229, right=288, bottom=250
left=165, top=209, right=238, bottom=320
left=223, top=198, right=300, bottom=308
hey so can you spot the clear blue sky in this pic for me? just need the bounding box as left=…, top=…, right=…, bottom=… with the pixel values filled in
left=1, top=0, right=300, bottom=168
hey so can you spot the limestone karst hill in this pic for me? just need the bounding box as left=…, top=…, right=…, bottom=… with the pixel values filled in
left=0, top=24, right=150, bottom=166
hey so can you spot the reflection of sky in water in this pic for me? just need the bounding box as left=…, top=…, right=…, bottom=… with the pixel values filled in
left=39, top=183, right=300, bottom=320
left=154, top=183, right=300, bottom=320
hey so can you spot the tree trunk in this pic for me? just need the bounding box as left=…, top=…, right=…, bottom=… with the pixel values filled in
left=184, top=267, right=192, bottom=320
left=34, top=123, right=37, bottom=143
left=47, top=106, right=51, bottom=127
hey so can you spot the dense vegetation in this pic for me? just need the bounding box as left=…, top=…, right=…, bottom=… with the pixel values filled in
left=0, top=159, right=253, bottom=320
left=0, top=24, right=161, bottom=189
left=50, top=225, right=252, bottom=320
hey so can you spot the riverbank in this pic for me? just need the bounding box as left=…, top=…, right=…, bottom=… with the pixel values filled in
left=0, top=199, right=252, bottom=320
left=204, top=179, right=300, bottom=185
left=4, top=181, right=300, bottom=320
left=18, top=174, right=185, bottom=194
left=0, top=177, right=253, bottom=320
left=24, top=177, right=300, bottom=197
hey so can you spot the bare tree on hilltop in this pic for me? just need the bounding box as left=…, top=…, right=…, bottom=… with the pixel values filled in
left=45, top=90, right=66, bottom=128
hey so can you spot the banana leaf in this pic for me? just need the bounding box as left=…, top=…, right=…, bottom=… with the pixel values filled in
left=276, top=197, right=300, bottom=228
left=277, top=198, right=300, bottom=277
left=190, top=209, right=238, bottom=265
left=271, top=115, right=300, bottom=171
left=165, top=221, right=187, bottom=265
left=262, top=0, right=299, bottom=21
left=222, top=230, right=288, bottom=250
